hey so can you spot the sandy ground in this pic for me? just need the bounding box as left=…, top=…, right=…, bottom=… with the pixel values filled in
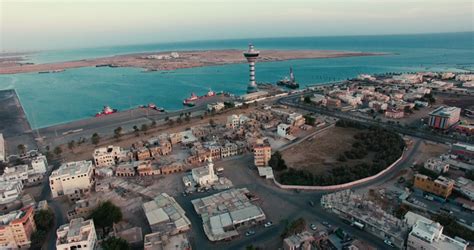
left=0, top=49, right=384, bottom=74
left=411, top=140, right=449, bottom=164
left=281, top=126, right=373, bottom=175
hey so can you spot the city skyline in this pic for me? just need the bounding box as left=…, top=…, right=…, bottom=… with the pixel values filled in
left=1, top=0, right=473, bottom=51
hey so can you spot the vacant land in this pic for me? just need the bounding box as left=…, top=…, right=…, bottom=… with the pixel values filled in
left=413, top=140, right=449, bottom=164
left=281, top=126, right=372, bottom=175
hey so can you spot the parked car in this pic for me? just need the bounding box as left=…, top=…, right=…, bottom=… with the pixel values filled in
left=264, top=221, right=273, bottom=228
left=322, top=221, right=329, bottom=226
left=384, top=239, right=395, bottom=248
left=310, top=224, right=317, bottom=230
left=245, top=230, right=256, bottom=237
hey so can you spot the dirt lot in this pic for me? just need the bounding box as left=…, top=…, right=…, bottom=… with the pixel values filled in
left=281, top=126, right=373, bottom=175
left=411, top=140, right=450, bottom=164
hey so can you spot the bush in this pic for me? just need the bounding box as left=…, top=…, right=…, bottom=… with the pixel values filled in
left=90, top=201, right=122, bottom=229
left=269, top=151, right=287, bottom=171
left=101, top=237, right=130, bottom=250
left=282, top=217, right=306, bottom=238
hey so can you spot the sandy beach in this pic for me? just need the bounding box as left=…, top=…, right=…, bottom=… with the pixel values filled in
left=0, top=49, right=385, bottom=74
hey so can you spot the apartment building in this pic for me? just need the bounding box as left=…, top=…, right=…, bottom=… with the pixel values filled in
left=93, top=145, right=124, bottom=167
left=49, top=160, right=94, bottom=201
left=414, top=174, right=454, bottom=199
left=56, top=218, right=97, bottom=250
left=253, top=139, right=271, bottom=167
left=0, top=206, right=36, bottom=249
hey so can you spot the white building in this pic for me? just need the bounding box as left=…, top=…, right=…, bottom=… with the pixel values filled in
left=424, top=158, right=450, bottom=174
left=29, top=155, right=48, bottom=175
left=93, top=145, right=124, bottom=168
left=0, top=165, right=28, bottom=182
left=192, top=158, right=218, bottom=186
left=226, top=114, right=249, bottom=129
left=277, top=123, right=291, bottom=137
left=56, top=218, right=97, bottom=250
left=49, top=160, right=94, bottom=200
left=0, top=133, right=4, bottom=162
left=207, top=102, right=225, bottom=112
left=0, top=181, right=23, bottom=205
left=407, top=217, right=468, bottom=250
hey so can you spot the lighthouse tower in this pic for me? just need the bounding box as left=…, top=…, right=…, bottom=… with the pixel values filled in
left=244, top=44, right=260, bottom=93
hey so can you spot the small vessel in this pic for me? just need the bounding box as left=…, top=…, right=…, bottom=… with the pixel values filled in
left=182, top=89, right=217, bottom=106
left=95, top=106, right=118, bottom=117
left=277, top=67, right=299, bottom=89
left=140, top=103, right=165, bottom=112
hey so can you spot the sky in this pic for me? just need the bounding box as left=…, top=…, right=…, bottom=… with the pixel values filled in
left=1, top=0, right=473, bottom=51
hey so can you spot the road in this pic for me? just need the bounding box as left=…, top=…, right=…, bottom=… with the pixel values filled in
left=177, top=136, right=421, bottom=250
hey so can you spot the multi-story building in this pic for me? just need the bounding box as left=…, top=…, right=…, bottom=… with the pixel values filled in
left=56, top=218, right=97, bottom=250
left=254, top=139, right=271, bottom=167
left=0, top=181, right=23, bottom=205
left=135, top=147, right=152, bottom=161
left=115, top=162, right=137, bottom=177
left=49, top=160, right=94, bottom=200
left=414, top=174, right=454, bottom=199
left=147, top=137, right=172, bottom=156
left=424, top=158, right=449, bottom=174
left=226, top=114, right=249, bottom=129
left=93, top=145, right=124, bottom=167
left=0, top=133, right=5, bottom=162
left=220, top=142, right=239, bottom=158
left=428, top=106, right=461, bottom=130
left=287, top=113, right=305, bottom=126
left=137, top=161, right=161, bottom=176
left=0, top=206, right=36, bottom=249
left=277, top=124, right=292, bottom=138
left=406, top=214, right=468, bottom=250
left=451, top=143, right=474, bottom=160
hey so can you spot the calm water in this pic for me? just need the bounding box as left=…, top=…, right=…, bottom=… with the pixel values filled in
left=0, top=32, right=473, bottom=129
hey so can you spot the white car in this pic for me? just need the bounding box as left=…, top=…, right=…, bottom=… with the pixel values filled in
left=310, top=224, right=317, bottom=230
left=384, top=239, right=395, bottom=248
left=264, top=221, right=273, bottom=228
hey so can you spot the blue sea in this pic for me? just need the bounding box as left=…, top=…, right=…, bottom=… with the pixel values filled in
left=0, top=32, right=473, bottom=129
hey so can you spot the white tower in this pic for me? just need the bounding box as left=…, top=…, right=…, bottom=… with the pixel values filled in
left=244, top=44, right=260, bottom=93
left=207, top=156, right=215, bottom=177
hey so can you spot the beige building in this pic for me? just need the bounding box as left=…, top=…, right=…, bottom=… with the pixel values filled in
left=283, top=231, right=315, bottom=250
left=253, top=139, right=272, bottom=167
left=93, top=145, right=124, bottom=167
left=143, top=193, right=191, bottom=235
left=56, top=218, right=97, bottom=250
left=49, top=160, right=94, bottom=201
left=0, top=206, right=36, bottom=249
left=144, top=232, right=191, bottom=250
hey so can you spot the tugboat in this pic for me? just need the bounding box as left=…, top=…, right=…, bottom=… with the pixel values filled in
left=182, top=89, right=216, bottom=106
left=95, top=106, right=118, bottom=117
left=277, top=67, right=299, bottom=89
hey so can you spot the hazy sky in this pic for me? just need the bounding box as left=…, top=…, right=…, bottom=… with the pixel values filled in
left=1, top=0, right=473, bottom=51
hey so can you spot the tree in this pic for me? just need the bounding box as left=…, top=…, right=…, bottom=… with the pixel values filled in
left=91, top=133, right=100, bottom=145
left=209, top=119, right=216, bottom=127
left=184, top=115, right=191, bottom=122
left=68, top=140, right=75, bottom=151
left=167, top=118, right=174, bottom=127
left=114, top=127, right=123, bottom=139
left=101, top=237, right=130, bottom=250
left=303, top=96, right=312, bottom=104
left=141, top=124, right=148, bottom=132
left=269, top=151, right=287, bottom=171
left=303, top=115, right=315, bottom=126
left=90, top=201, right=123, bottom=229
left=31, top=230, right=47, bottom=249
left=176, top=117, right=183, bottom=124
left=35, top=209, right=54, bottom=231
left=17, top=144, right=26, bottom=154
left=150, top=119, right=157, bottom=127
left=53, top=146, right=62, bottom=157
left=282, top=217, right=306, bottom=238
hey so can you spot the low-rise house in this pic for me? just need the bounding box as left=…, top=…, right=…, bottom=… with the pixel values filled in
left=287, top=113, right=305, bottom=126
left=424, top=158, right=449, bottom=174
left=49, top=160, right=94, bottom=201
left=147, top=137, right=172, bottom=156
left=277, top=123, right=292, bottom=137
left=226, top=114, right=249, bottom=129
left=283, top=231, right=315, bottom=250
left=67, top=198, right=99, bottom=220
left=143, top=193, right=191, bottom=235
left=144, top=232, right=191, bottom=250
left=0, top=206, right=36, bottom=249
left=113, top=222, right=143, bottom=246
left=454, top=177, right=474, bottom=201
left=169, top=133, right=183, bottom=145
left=385, top=109, right=404, bottom=119
left=93, top=145, right=124, bottom=167
left=0, top=181, right=23, bottom=205
left=56, top=218, right=97, bottom=250
left=137, top=161, right=161, bottom=176
left=115, top=162, right=137, bottom=177
left=160, top=162, right=184, bottom=175
left=136, top=147, right=152, bottom=161
left=207, top=102, right=225, bottom=112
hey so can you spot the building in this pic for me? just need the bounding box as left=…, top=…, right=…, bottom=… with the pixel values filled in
left=137, top=161, right=161, bottom=176
left=115, top=162, right=137, bottom=177
left=147, top=137, right=172, bottom=156
left=207, top=102, right=225, bottom=112
left=160, top=162, right=184, bottom=175
left=0, top=181, right=23, bottom=205
left=192, top=158, right=218, bottom=186
left=253, top=139, right=271, bottom=167
left=49, top=160, right=94, bottom=200
left=385, top=109, right=405, bottom=119
left=428, top=106, right=461, bottom=130
left=368, top=101, right=388, bottom=112
left=191, top=188, right=266, bottom=241
left=287, top=113, right=305, bottom=126
left=220, top=142, right=238, bottom=158
left=406, top=214, right=468, bottom=250
left=414, top=174, right=454, bottom=199
left=0, top=206, right=36, bottom=249
left=454, top=177, right=474, bottom=201
left=56, top=218, right=97, bottom=250
left=283, top=231, right=315, bottom=250
left=277, top=123, right=292, bottom=137
left=67, top=198, right=99, bottom=220
left=93, top=145, right=124, bottom=167
left=144, top=232, right=191, bottom=250
left=143, top=193, right=191, bottom=235
left=0, top=133, right=5, bottom=162
left=424, top=158, right=449, bottom=174
left=451, top=143, right=474, bottom=160
left=136, top=147, right=152, bottom=161
left=226, top=114, right=249, bottom=129
left=244, top=44, right=260, bottom=93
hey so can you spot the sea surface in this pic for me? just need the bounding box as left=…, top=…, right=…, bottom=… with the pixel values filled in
left=0, top=32, right=472, bottom=129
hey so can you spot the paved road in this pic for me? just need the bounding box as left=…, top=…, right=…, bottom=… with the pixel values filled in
left=177, top=136, right=421, bottom=250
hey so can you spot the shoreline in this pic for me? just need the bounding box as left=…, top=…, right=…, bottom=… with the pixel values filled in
left=0, top=49, right=387, bottom=74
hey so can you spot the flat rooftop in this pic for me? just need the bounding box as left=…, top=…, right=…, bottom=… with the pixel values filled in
left=51, top=160, right=93, bottom=178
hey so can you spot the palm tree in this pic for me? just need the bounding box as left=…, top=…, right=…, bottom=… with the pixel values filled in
left=17, top=144, right=26, bottom=155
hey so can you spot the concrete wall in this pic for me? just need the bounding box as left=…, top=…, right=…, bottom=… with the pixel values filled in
left=272, top=150, right=405, bottom=191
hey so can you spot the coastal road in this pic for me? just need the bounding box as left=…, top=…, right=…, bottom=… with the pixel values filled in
left=177, top=137, right=421, bottom=250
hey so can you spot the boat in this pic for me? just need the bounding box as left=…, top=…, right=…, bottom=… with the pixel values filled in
left=139, top=103, right=165, bottom=112
left=277, top=67, right=299, bottom=89
left=182, top=89, right=217, bottom=106
left=95, top=106, right=118, bottom=117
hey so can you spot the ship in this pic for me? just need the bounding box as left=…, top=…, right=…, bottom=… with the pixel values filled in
left=139, top=103, right=165, bottom=112
left=277, top=67, right=299, bottom=89
left=95, top=106, right=118, bottom=117
left=182, top=89, right=216, bottom=106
